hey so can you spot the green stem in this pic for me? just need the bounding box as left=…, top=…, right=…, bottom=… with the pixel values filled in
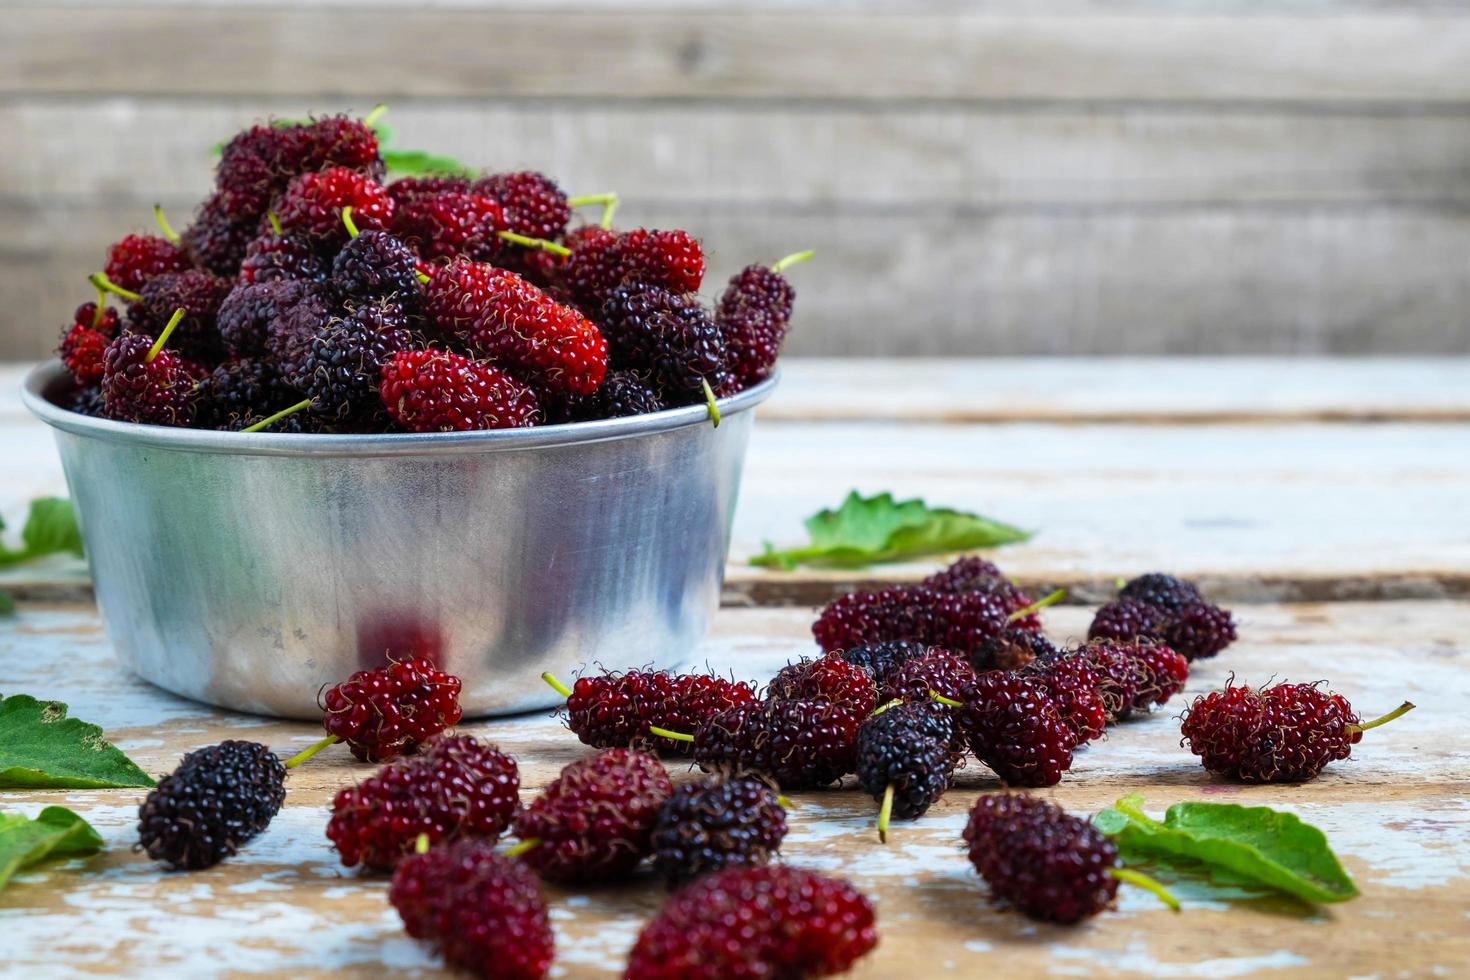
left=647, top=725, right=694, bottom=743
left=364, top=103, right=388, bottom=128
left=146, top=308, right=186, bottom=363
left=566, top=193, right=618, bottom=208
left=341, top=206, right=360, bottom=239
left=90, top=283, right=108, bottom=327
left=414, top=832, right=431, bottom=855
left=283, top=734, right=339, bottom=769
left=702, top=378, right=721, bottom=428
left=771, top=250, right=814, bottom=274
left=497, top=231, right=572, bottom=257
left=1007, top=588, right=1067, bottom=622
left=877, top=783, right=895, bottom=844
left=541, top=672, right=573, bottom=698
left=152, top=204, right=181, bottom=244
left=929, top=690, right=962, bottom=708
left=89, top=272, right=141, bottom=303
left=266, top=211, right=283, bottom=237
left=503, top=838, right=541, bottom=859
left=869, top=698, right=904, bottom=718
left=776, top=795, right=794, bottom=810
left=416, top=270, right=432, bottom=285
left=242, top=398, right=313, bottom=433
left=1109, top=867, right=1181, bottom=911
left=1348, top=701, right=1415, bottom=735
left=600, top=194, right=619, bottom=230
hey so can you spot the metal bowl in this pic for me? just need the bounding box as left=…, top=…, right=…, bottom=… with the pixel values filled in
left=22, top=361, right=775, bottom=720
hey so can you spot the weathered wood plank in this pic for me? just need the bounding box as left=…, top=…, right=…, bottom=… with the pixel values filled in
left=5, top=365, right=1470, bottom=602
left=6, top=8, right=1470, bottom=103
left=8, top=99, right=1470, bottom=207
left=1, top=600, right=1465, bottom=977
left=7, top=202, right=1470, bottom=361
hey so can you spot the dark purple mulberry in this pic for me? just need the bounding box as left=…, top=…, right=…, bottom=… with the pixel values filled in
left=856, top=701, right=958, bottom=830
left=138, top=740, right=286, bottom=870
left=650, top=773, right=787, bottom=888
left=599, top=283, right=728, bottom=402
left=693, top=699, right=862, bottom=790
left=287, top=304, right=417, bottom=420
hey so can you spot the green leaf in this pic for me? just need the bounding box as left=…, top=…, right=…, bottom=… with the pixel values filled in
left=0, top=695, right=154, bottom=789
left=0, top=806, right=104, bottom=891
left=0, top=498, right=83, bottom=567
left=750, top=491, right=1031, bottom=570
left=1094, top=795, right=1358, bottom=904
left=381, top=148, right=477, bottom=179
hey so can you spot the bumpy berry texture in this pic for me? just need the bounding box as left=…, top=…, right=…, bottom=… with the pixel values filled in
left=922, top=556, right=1006, bottom=592
left=1090, top=589, right=1237, bottom=662
left=955, top=673, right=1075, bottom=787
left=326, top=734, right=519, bottom=870
left=964, top=794, right=1119, bottom=923
left=288, top=304, right=417, bottom=420
left=391, top=840, right=553, bottom=980
left=625, top=865, right=878, bottom=980
left=599, top=283, right=727, bottom=401
left=856, top=701, right=957, bottom=820
left=239, top=232, right=329, bottom=285
left=100, top=332, right=199, bottom=427
left=812, top=586, right=1017, bottom=660
left=971, top=627, right=1059, bottom=672
left=837, top=639, right=929, bottom=686
left=879, top=647, right=977, bottom=704
left=393, top=191, right=506, bottom=261
left=474, top=171, right=570, bottom=241
left=693, top=699, right=862, bottom=790
left=194, top=357, right=295, bottom=430
left=427, top=259, right=607, bottom=396
left=137, top=741, right=286, bottom=870
left=1180, top=681, right=1364, bottom=783
left=387, top=175, right=470, bottom=206
left=548, top=369, right=663, bottom=423
left=512, top=748, right=672, bottom=884
left=68, top=385, right=106, bottom=417
left=128, top=270, right=234, bottom=361
left=332, top=230, right=422, bottom=308
left=716, top=263, right=795, bottom=389
left=218, top=279, right=324, bottom=357
left=564, top=228, right=705, bottom=312
left=321, top=658, right=464, bottom=763
left=767, top=654, right=879, bottom=716
left=561, top=669, right=757, bottom=755
left=215, top=116, right=381, bottom=222
left=1119, top=572, right=1202, bottom=610
left=1072, top=639, right=1188, bottom=720
left=265, top=288, right=336, bottom=381
left=650, top=773, right=787, bottom=888
left=275, top=167, right=394, bottom=245
left=58, top=303, right=120, bottom=386
left=380, top=348, right=540, bottom=432
left=181, top=194, right=254, bottom=276
left=105, top=233, right=192, bottom=292
left=1019, top=655, right=1108, bottom=744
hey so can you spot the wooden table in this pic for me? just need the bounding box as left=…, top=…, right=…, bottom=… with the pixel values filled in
left=2, top=358, right=1468, bottom=978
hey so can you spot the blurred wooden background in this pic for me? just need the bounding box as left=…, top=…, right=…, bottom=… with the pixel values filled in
left=3, top=1, right=1470, bottom=361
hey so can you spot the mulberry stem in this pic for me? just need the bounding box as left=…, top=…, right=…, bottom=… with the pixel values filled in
left=241, top=398, right=312, bottom=433
left=929, top=690, right=963, bottom=709
left=1007, top=588, right=1067, bottom=622
left=416, top=270, right=432, bottom=285
left=1347, top=701, right=1415, bottom=735
left=877, top=783, right=895, bottom=844
left=283, top=734, right=340, bottom=769
left=90, top=283, right=108, bottom=327
left=152, top=204, right=181, bottom=245
left=869, top=699, right=904, bottom=718
left=600, top=194, right=619, bottom=229
left=364, top=103, right=388, bottom=128
left=266, top=212, right=284, bottom=237
left=503, top=838, right=541, bottom=858
left=1108, top=867, right=1181, bottom=911
left=414, top=832, right=431, bottom=855
left=567, top=192, right=617, bottom=208
left=146, top=308, right=186, bottom=363
left=702, top=378, right=721, bottom=428
left=497, top=231, right=572, bottom=257
left=647, top=725, right=694, bottom=743
left=540, top=672, right=573, bottom=699
left=89, top=272, right=141, bottom=303
left=341, top=206, right=360, bottom=239
left=772, top=250, right=814, bottom=274
left=776, top=795, right=795, bottom=810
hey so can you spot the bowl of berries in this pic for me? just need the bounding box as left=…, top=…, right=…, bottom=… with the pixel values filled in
left=22, top=110, right=806, bottom=719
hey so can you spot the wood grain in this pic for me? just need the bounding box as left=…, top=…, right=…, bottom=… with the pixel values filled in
left=7, top=8, right=1470, bottom=102
left=1, top=599, right=1465, bottom=977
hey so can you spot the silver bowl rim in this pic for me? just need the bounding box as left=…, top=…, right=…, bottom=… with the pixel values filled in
left=22, top=360, right=778, bottom=458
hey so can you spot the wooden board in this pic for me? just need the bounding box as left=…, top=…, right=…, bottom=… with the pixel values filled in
left=1, top=600, right=1466, bottom=977
left=6, top=360, right=1470, bottom=603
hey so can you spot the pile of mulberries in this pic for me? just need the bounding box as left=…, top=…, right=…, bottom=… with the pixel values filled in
left=1090, top=573, right=1237, bottom=660
left=57, top=109, right=807, bottom=433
